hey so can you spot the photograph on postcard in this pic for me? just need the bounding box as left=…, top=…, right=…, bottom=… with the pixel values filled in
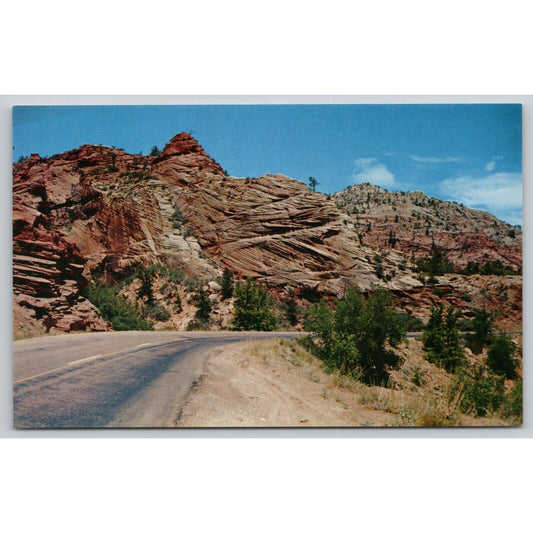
left=12, top=103, right=523, bottom=428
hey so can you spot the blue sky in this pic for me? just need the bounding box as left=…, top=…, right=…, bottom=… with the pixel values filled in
left=12, top=104, right=522, bottom=225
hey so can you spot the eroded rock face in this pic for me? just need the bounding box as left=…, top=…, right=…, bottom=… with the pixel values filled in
left=333, top=183, right=522, bottom=272
left=13, top=133, right=522, bottom=336
left=159, top=170, right=420, bottom=297
left=13, top=163, right=110, bottom=337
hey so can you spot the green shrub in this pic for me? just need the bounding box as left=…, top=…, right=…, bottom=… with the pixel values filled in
left=138, top=269, right=155, bottom=302
left=487, top=335, right=519, bottom=379
left=399, top=313, right=425, bottom=332
left=422, top=305, right=465, bottom=372
left=186, top=318, right=210, bottom=331
left=500, top=379, right=523, bottom=423
left=284, top=288, right=299, bottom=326
left=171, top=208, right=187, bottom=227
left=448, top=365, right=505, bottom=417
left=232, top=278, right=278, bottom=331
left=465, top=308, right=494, bottom=354
left=143, top=303, right=171, bottom=321
left=305, top=287, right=405, bottom=385
left=82, top=283, right=151, bottom=331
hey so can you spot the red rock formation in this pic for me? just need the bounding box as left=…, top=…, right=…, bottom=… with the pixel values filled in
left=13, top=134, right=522, bottom=337
left=333, top=183, right=522, bottom=272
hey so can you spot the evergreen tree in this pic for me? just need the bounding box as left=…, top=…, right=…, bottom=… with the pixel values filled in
left=221, top=267, right=234, bottom=300
left=422, top=305, right=465, bottom=372
left=285, top=288, right=298, bottom=326
left=150, top=145, right=161, bottom=157
left=138, top=269, right=155, bottom=303
left=192, top=286, right=212, bottom=322
left=466, top=308, right=494, bottom=354
left=487, top=335, right=519, bottom=379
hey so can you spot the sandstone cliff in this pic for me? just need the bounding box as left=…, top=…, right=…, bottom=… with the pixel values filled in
left=12, top=133, right=522, bottom=337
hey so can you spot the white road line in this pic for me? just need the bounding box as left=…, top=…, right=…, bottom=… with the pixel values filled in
left=136, top=343, right=152, bottom=348
left=67, top=355, right=103, bottom=365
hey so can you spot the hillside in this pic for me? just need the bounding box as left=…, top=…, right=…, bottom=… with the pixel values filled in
left=333, top=183, right=522, bottom=272
left=12, top=133, right=523, bottom=338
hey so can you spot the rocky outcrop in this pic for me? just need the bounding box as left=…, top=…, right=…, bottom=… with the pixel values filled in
left=333, top=183, right=522, bottom=272
left=13, top=133, right=522, bottom=337
left=13, top=192, right=110, bottom=337
left=150, top=154, right=423, bottom=297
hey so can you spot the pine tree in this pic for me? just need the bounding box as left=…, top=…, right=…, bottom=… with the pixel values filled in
left=221, top=267, right=234, bottom=300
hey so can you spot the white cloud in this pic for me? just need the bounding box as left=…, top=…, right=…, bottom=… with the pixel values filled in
left=439, top=172, right=522, bottom=225
left=485, top=160, right=496, bottom=172
left=353, top=158, right=395, bottom=187
left=410, top=155, right=461, bottom=163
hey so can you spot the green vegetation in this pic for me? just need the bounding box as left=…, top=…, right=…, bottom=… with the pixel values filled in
left=487, top=334, right=519, bottom=379
left=305, top=287, right=405, bottom=385
left=285, top=288, right=299, bottom=326
left=221, top=267, right=234, bottom=300
left=500, top=379, right=523, bottom=423
left=308, top=176, right=318, bottom=192
left=232, top=278, right=278, bottom=331
left=448, top=365, right=505, bottom=417
left=171, top=208, right=187, bottom=229
left=122, top=264, right=184, bottom=288
left=82, top=283, right=151, bottom=331
left=138, top=269, right=155, bottom=302
left=416, top=243, right=453, bottom=277
left=150, top=145, right=161, bottom=157
left=422, top=305, right=465, bottom=372
left=463, top=260, right=519, bottom=276
left=465, top=308, right=494, bottom=354
left=398, top=312, right=425, bottom=332
left=191, top=285, right=212, bottom=323
left=143, top=303, right=171, bottom=321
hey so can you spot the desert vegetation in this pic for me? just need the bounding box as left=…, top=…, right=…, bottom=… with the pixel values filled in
left=295, top=287, right=522, bottom=425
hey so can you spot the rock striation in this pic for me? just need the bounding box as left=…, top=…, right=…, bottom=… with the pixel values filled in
left=13, top=134, right=522, bottom=337
left=333, top=183, right=522, bottom=272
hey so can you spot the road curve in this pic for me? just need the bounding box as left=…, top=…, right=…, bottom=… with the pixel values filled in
left=13, top=331, right=302, bottom=429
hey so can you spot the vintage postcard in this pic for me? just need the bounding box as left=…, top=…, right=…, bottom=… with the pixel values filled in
left=12, top=103, right=523, bottom=428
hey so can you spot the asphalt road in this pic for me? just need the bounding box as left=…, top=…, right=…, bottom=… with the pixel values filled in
left=13, top=331, right=302, bottom=429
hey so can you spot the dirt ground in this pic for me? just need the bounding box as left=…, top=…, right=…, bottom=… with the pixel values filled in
left=177, top=338, right=400, bottom=427
left=176, top=337, right=510, bottom=428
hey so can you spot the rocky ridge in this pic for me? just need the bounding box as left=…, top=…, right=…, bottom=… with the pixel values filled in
left=333, top=183, right=522, bottom=271
left=12, top=133, right=522, bottom=337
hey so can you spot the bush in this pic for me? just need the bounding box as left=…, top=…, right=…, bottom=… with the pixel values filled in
left=448, top=365, right=505, bottom=417
left=417, top=243, right=453, bottom=276
left=399, top=313, right=425, bottom=332
left=143, top=303, right=171, bottom=322
left=500, top=379, right=523, bottom=423
left=465, top=308, right=494, bottom=354
left=487, top=335, right=519, bottom=379
left=422, top=305, right=465, bottom=372
left=82, top=283, right=151, bottom=331
left=232, top=278, right=278, bottom=331
left=171, top=208, right=187, bottom=227
left=186, top=318, right=210, bottom=331
left=305, top=287, right=405, bottom=385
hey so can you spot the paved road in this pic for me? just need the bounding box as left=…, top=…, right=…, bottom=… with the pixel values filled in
left=13, top=331, right=302, bottom=429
